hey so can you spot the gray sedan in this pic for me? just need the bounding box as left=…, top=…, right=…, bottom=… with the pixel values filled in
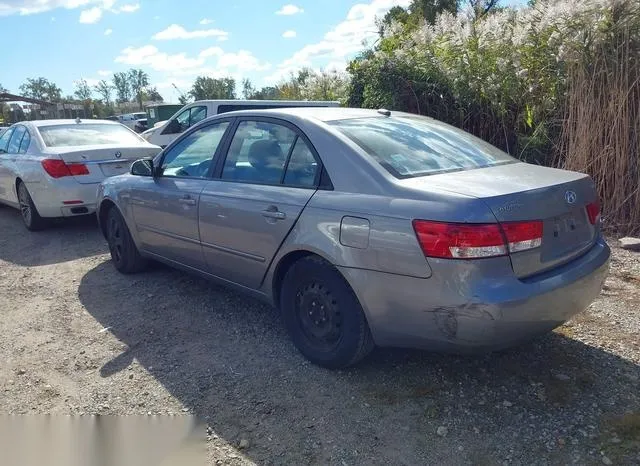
left=96, top=108, right=610, bottom=368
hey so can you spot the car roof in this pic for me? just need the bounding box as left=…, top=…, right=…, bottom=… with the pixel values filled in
left=27, top=119, right=121, bottom=128
left=208, top=107, right=415, bottom=122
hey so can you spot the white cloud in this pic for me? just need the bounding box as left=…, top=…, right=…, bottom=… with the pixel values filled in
left=0, top=0, right=100, bottom=16
left=104, top=27, right=112, bottom=35
left=282, top=30, right=296, bottom=39
left=73, top=1, right=138, bottom=23
left=97, top=69, right=112, bottom=76
left=152, top=24, right=229, bottom=41
left=115, top=45, right=270, bottom=79
left=79, top=6, right=102, bottom=23
left=118, top=3, right=139, bottom=13
left=276, top=4, right=303, bottom=15
left=266, top=0, right=409, bottom=83
left=199, top=18, right=213, bottom=25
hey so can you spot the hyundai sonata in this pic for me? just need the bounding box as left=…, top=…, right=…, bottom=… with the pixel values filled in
left=96, top=108, right=610, bottom=368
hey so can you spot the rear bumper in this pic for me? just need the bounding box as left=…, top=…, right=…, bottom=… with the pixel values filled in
left=339, top=237, right=610, bottom=352
left=26, top=181, right=99, bottom=218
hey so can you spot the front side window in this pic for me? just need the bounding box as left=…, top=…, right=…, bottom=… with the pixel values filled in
left=221, top=121, right=297, bottom=185
left=0, top=128, right=14, bottom=153
left=160, top=121, right=229, bottom=178
left=189, top=106, right=207, bottom=127
left=163, top=106, right=208, bottom=135
left=330, top=116, right=516, bottom=179
left=7, top=126, right=26, bottom=153
left=38, top=124, right=143, bottom=147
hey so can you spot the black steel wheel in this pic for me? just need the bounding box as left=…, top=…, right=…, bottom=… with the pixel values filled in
left=280, top=256, right=374, bottom=368
left=106, top=207, right=147, bottom=274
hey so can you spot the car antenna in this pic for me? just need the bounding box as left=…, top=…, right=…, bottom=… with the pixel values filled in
left=377, top=108, right=391, bottom=117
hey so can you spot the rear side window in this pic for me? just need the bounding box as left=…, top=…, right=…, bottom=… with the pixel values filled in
left=38, top=124, right=143, bottom=147
left=18, top=130, right=31, bottom=154
left=330, top=116, right=515, bottom=179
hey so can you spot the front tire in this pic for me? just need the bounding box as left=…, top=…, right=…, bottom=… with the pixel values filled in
left=280, top=256, right=374, bottom=368
left=17, top=181, right=47, bottom=231
left=105, top=207, right=147, bottom=274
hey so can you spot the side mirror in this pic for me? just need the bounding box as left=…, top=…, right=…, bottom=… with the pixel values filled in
left=130, top=158, right=155, bottom=177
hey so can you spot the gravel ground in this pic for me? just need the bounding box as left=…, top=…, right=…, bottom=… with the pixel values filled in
left=0, top=205, right=639, bottom=465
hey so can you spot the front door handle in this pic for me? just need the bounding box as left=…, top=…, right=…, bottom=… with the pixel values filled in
left=179, top=194, right=197, bottom=206
left=261, top=207, right=286, bottom=220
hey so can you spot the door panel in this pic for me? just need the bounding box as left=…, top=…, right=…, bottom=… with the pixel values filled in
left=129, top=120, right=231, bottom=270
left=0, top=127, right=26, bottom=204
left=130, top=177, right=207, bottom=269
left=199, top=182, right=315, bottom=288
left=199, top=118, right=320, bottom=289
left=0, top=128, right=15, bottom=202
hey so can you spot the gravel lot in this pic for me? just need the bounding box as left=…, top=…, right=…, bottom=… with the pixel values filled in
left=0, top=205, right=639, bottom=465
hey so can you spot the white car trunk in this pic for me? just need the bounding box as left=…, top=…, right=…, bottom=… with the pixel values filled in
left=46, top=145, right=161, bottom=184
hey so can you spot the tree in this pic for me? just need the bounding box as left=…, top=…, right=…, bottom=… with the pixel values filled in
left=74, top=79, right=93, bottom=101
left=242, top=78, right=257, bottom=99
left=94, top=80, right=114, bottom=105
left=112, top=72, right=132, bottom=104
left=128, top=68, right=150, bottom=110
left=189, top=76, right=236, bottom=100
left=19, top=77, right=62, bottom=101
left=252, top=86, right=280, bottom=100
left=142, top=86, right=163, bottom=103
left=0, top=83, right=7, bottom=93
left=466, top=0, right=499, bottom=18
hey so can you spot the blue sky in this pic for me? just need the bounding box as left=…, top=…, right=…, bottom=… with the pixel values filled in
left=0, top=0, right=523, bottom=102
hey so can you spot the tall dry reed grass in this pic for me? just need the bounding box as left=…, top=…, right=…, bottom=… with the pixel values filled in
left=556, top=3, right=640, bottom=235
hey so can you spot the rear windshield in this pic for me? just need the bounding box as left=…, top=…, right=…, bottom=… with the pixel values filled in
left=38, top=124, right=143, bottom=148
left=330, top=116, right=515, bottom=178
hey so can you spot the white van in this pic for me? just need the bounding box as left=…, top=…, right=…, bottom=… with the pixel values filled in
left=146, top=99, right=340, bottom=148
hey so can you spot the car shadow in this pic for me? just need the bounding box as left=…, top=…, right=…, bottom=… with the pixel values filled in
left=0, top=205, right=106, bottom=266
left=78, top=260, right=640, bottom=465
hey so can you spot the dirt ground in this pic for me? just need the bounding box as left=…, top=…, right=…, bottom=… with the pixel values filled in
left=0, top=205, right=639, bottom=466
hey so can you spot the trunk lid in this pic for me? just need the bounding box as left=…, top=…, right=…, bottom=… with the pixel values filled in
left=401, top=162, right=599, bottom=277
left=50, top=145, right=161, bottom=184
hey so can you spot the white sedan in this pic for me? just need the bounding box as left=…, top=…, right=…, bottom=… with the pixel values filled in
left=0, top=119, right=161, bottom=230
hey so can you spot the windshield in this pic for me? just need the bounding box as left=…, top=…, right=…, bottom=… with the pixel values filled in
left=38, top=124, right=144, bottom=148
left=330, top=116, right=515, bottom=178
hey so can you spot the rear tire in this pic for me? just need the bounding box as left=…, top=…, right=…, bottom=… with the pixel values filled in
left=105, top=207, right=147, bottom=274
left=17, top=181, right=47, bottom=231
left=280, top=256, right=374, bottom=368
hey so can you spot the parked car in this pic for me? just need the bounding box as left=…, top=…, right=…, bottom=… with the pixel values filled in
left=105, top=113, right=147, bottom=130
left=96, top=108, right=610, bottom=368
left=146, top=99, right=340, bottom=148
left=134, top=118, right=148, bottom=133
left=0, top=119, right=161, bottom=230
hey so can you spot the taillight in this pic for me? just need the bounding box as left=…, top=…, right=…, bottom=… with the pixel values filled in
left=586, top=201, right=601, bottom=225
left=67, top=163, right=89, bottom=176
left=501, top=221, right=543, bottom=252
left=412, top=220, right=543, bottom=259
left=41, top=159, right=89, bottom=178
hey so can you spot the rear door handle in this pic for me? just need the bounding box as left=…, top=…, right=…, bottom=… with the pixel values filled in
left=261, top=208, right=286, bottom=220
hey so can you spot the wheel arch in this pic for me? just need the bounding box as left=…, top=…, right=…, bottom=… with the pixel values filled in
left=270, top=248, right=340, bottom=309
left=97, top=198, right=118, bottom=240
